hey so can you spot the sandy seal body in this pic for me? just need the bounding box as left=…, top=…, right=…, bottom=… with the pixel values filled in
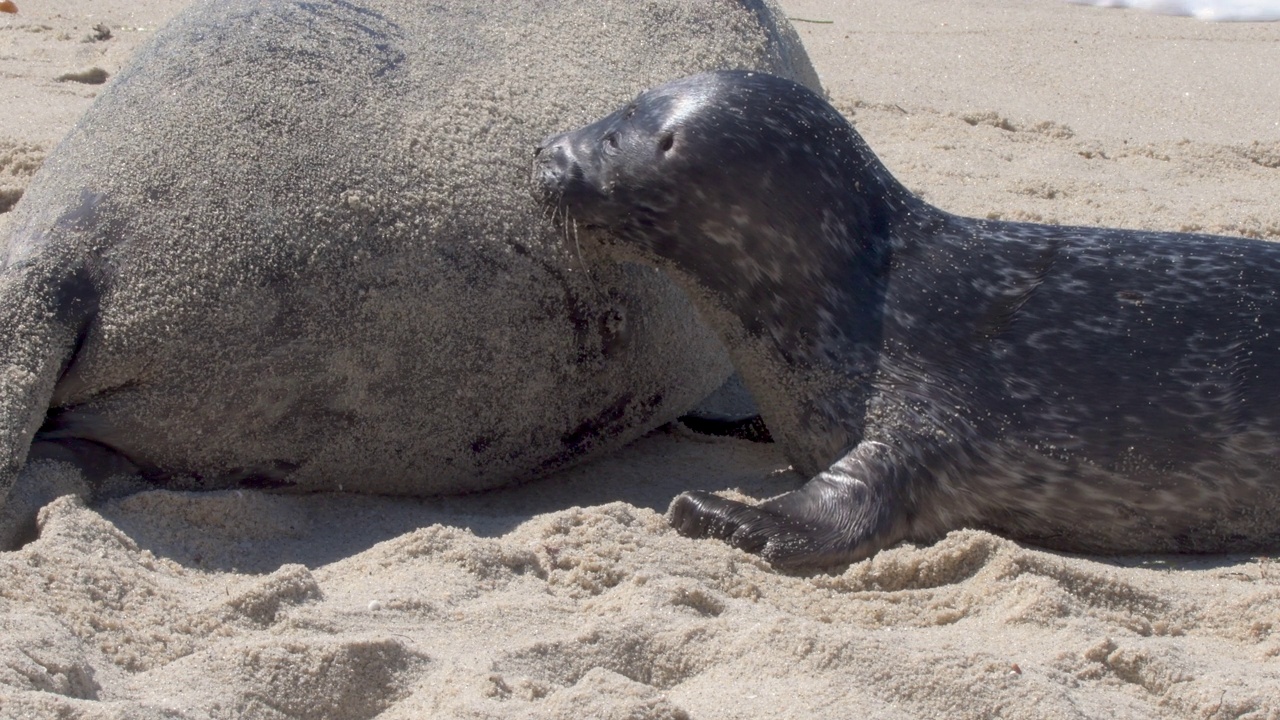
left=535, top=70, right=1280, bottom=568
left=0, top=3, right=819, bottom=548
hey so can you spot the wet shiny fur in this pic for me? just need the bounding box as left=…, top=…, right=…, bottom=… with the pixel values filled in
left=535, top=70, right=1280, bottom=568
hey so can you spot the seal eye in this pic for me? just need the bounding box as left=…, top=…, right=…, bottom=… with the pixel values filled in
left=603, top=132, right=620, bottom=155
left=658, top=132, right=674, bottom=153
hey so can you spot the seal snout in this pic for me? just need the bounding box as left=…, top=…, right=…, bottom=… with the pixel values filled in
left=533, top=133, right=582, bottom=197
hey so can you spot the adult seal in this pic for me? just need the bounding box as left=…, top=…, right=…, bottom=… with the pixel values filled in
left=535, top=70, right=1280, bottom=568
left=0, top=2, right=820, bottom=548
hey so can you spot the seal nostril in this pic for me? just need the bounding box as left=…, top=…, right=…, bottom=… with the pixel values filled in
left=658, top=132, right=674, bottom=153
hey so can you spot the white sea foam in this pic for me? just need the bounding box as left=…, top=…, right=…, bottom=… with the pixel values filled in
left=1068, top=0, right=1280, bottom=20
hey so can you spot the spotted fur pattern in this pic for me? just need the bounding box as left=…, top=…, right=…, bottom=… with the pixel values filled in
left=535, top=70, right=1280, bottom=568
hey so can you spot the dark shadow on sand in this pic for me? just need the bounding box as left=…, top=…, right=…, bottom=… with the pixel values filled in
left=97, top=426, right=797, bottom=574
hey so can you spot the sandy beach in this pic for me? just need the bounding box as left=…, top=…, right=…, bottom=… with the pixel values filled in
left=2, top=1, right=1279, bottom=718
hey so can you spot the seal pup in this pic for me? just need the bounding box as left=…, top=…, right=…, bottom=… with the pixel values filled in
left=535, top=70, right=1280, bottom=568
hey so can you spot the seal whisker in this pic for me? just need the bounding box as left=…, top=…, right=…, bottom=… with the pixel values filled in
left=567, top=217, right=606, bottom=301
left=543, top=196, right=594, bottom=290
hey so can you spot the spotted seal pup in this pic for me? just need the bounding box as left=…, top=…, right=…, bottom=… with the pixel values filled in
left=535, top=70, right=1280, bottom=568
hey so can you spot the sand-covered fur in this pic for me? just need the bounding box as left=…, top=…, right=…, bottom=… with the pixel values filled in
left=0, top=0, right=816, bottom=546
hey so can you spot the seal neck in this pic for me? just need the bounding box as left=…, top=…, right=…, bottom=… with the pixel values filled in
left=671, top=177, right=933, bottom=475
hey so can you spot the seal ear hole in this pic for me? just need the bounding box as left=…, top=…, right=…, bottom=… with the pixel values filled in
left=658, top=132, right=675, bottom=153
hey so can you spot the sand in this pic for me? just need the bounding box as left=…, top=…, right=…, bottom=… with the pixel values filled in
left=2, top=1, right=1279, bottom=718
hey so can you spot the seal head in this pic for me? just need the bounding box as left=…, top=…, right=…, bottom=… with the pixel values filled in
left=536, top=71, right=911, bottom=301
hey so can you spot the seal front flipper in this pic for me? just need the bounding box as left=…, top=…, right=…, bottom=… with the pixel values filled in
left=0, top=285, right=91, bottom=548
left=669, top=441, right=911, bottom=569
left=0, top=198, right=104, bottom=549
